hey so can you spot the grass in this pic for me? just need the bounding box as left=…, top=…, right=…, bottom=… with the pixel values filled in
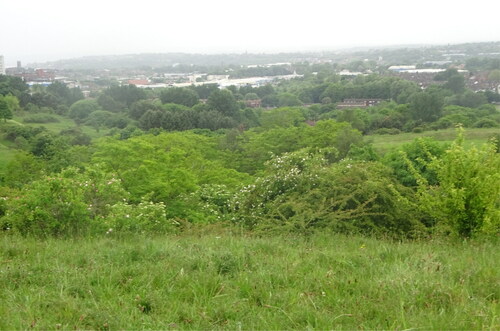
left=367, top=127, right=500, bottom=154
left=0, top=142, right=16, bottom=172
left=0, top=231, right=498, bottom=330
left=0, top=114, right=112, bottom=173
left=11, top=114, right=112, bottom=139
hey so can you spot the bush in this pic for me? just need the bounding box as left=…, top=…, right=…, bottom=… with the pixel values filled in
left=233, top=149, right=423, bottom=237
left=472, top=118, right=498, bottom=128
left=373, top=128, right=401, bottom=135
left=105, top=199, right=178, bottom=234
left=23, top=113, right=60, bottom=123
left=383, top=138, right=447, bottom=187
left=411, top=129, right=500, bottom=237
left=0, top=167, right=128, bottom=236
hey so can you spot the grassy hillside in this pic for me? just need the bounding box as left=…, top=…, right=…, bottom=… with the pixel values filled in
left=367, top=127, right=500, bottom=154
left=1, top=232, right=498, bottom=330
left=10, top=114, right=112, bottom=139
left=0, top=115, right=111, bottom=173
left=0, top=143, right=15, bottom=173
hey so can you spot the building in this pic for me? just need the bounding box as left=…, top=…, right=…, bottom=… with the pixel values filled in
left=0, top=55, right=5, bottom=75
left=388, top=65, right=416, bottom=72
left=245, top=99, right=262, bottom=108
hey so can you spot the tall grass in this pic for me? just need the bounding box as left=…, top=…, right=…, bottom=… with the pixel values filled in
left=367, top=127, right=499, bottom=154
left=1, top=231, right=498, bottom=330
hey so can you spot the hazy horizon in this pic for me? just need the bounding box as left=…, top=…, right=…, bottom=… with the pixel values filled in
left=2, top=0, right=500, bottom=67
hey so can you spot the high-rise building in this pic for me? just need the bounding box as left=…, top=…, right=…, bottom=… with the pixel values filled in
left=0, top=55, right=5, bottom=75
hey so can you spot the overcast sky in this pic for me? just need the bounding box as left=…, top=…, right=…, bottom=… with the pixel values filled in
left=1, top=0, right=499, bottom=66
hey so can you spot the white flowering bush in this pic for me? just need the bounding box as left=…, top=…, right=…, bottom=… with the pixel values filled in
left=180, top=184, right=235, bottom=223
left=232, top=148, right=422, bottom=236
left=105, top=199, right=178, bottom=233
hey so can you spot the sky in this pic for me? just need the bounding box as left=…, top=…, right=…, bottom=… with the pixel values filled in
left=1, top=0, right=499, bottom=66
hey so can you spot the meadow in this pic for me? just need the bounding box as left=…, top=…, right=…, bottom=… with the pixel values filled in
left=1, top=230, right=498, bottom=330
left=0, top=115, right=109, bottom=173
left=366, top=127, right=500, bottom=154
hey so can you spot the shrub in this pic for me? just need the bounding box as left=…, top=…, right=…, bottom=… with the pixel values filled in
left=0, top=167, right=128, bottom=236
left=233, top=149, right=423, bottom=237
left=411, top=129, right=500, bottom=237
left=472, top=118, right=498, bottom=128
left=383, top=138, right=447, bottom=187
left=373, top=128, right=401, bottom=135
left=23, top=113, right=60, bottom=123
left=104, top=199, right=178, bottom=234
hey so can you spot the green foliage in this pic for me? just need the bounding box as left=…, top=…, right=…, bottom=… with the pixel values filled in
left=160, top=87, right=199, bottom=107
left=259, top=107, right=305, bottom=129
left=0, top=75, right=29, bottom=98
left=226, top=120, right=362, bottom=174
left=97, top=94, right=124, bottom=112
left=105, top=199, right=177, bottom=233
left=0, top=167, right=128, bottom=236
left=0, top=98, right=13, bottom=122
left=86, top=110, right=129, bottom=130
left=102, top=85, right=147, bottom=107
left=128, top=99, right=158, bottom=120
left=23, top=113, right=60, bottom=123
left=411, top=129, right=500, bottom=237
left=383, top=137, right=447, bottom=187
left=277, top=92, right=303, bottom=107
left=68, top=99, right=100, bottom=120
left=207, top=89, right=239, bottom=117
left=445, top=90, right=488, bottom=108
left=408, top=91, right=444, bottom=122
left=46, top=81, right=84, bottom=106
left=234, top=149, right=421, bottom=236
left=2, top=94, right=21, bottom=112
left=181, top=184, right=235, bottom=223
left=2, top=152, right=45, bottom=188
left=92, top=132, right=252, bottom=215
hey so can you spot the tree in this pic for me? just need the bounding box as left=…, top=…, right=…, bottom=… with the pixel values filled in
left=390, top=79, right=419, bottom=104
left=277, top=93, right=303, bottom=107
left=0, top=98, right=13, bottom=122
left=97, top=94, right=124, bottom=112
left=139, top=109, right=164, bottom=130
left=160, top=87, right=199, bottom=107
left=207, top=89, right=239, bottom=117
left=2, top=94, right=21, bottom=112
left=47, top=81, right=84, bottom=106
left=408, top=91, right=443, bottom=122
left=444, top=74, right=465, bottom=94
left=260, top=107, right=305, bottom=129
left=103, top=85, right=147, bottom=107
left=68, top=99, right=100, bottom=120
left=129, top=100, right=159, bottom=120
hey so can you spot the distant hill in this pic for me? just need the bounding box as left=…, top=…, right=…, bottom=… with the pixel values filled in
left=28, top=42, right=500, bottom=70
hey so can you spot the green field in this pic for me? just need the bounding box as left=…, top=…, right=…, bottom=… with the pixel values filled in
left=367, top=128, right=500, bottom=154
left=0, top=115, right=111, bottom=173
left=1, top=231, right=498, bottom=330
left=10, top=114, right=112, bottom=139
